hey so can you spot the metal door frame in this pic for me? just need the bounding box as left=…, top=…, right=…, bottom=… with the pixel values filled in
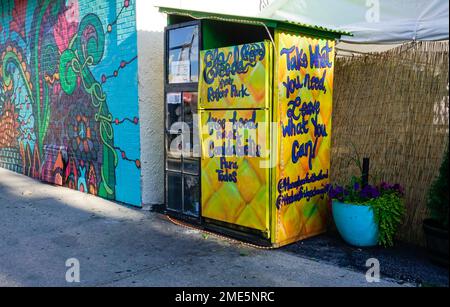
left=164, top=20, right=202, bottom=224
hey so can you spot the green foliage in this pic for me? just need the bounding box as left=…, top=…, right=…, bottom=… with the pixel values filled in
left=370, top=192, right=406, bottom=248
left=427, top=149, right=449, bottom=229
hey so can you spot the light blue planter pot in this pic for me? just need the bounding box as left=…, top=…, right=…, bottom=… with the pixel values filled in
left=332, top=200, right=379, bottom=247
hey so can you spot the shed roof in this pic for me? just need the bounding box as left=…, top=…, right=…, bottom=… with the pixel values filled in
left=158, top=6, right=351, bottom=40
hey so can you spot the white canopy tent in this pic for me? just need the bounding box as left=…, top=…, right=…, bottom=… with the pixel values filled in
left=259, top=0, right=449, bottom=44
left=259, top=0, right=448, bottom=55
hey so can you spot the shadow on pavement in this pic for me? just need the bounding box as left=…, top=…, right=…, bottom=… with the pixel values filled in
left=282, top=233, right=449, bottom=287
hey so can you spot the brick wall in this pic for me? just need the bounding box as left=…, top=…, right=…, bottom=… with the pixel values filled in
left=0, top=0, right=142, bottom=206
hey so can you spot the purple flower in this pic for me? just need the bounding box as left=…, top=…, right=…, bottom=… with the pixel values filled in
left=392, top=183, right=405, bottom=196
left=378, top=182, right=404, bottom=196
left=330, top=185, right=346, bottom=201
left=379, top=182, right=389, bottom=190
left=360, top=185, right=380, bottom=200
left=331, top=178, right=404, bottom=204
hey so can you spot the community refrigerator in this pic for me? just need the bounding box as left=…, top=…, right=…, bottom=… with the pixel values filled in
left=198, top=33, right=336, bottom=247
left=199, top=41, right=272, bottom=243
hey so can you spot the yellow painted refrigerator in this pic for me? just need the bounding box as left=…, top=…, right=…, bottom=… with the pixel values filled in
left=198, top=32, right=336, bottom=247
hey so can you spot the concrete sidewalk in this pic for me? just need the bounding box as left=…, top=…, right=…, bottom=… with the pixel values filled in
left=0, top=168, right=408, bottom=287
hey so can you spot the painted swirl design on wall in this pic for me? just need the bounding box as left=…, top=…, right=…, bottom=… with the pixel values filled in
left=0, top=0, right=141, bottom=206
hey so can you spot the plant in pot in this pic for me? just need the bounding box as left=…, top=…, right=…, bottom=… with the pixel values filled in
left=330, top=178, right=406, bottom=248
left=423, top=148, right=449, bottom=267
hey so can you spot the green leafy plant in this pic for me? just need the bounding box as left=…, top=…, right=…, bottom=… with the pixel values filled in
left=427, top=148, right=449, bottom=229
left=371, top=190, right=406, bottom=247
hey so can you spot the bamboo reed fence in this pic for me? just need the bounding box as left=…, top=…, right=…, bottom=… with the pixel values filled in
left=332, top=41, right=449, bottom=245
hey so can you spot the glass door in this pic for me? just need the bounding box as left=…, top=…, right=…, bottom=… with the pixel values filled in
left=164, top=21, right=201, bottom=221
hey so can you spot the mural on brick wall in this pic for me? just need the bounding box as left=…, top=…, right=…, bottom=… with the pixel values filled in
left=0, top=0, right=141, bottom=206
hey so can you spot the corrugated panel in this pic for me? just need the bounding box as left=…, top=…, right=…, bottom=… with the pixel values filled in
left=158, top=6, right=352, bottom=38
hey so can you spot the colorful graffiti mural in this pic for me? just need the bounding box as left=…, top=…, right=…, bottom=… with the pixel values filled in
left=0, top=0, right=141, bottom=206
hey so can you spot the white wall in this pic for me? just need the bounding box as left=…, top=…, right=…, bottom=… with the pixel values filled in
left=136, top=0, right=261, bottom=205
left=136, top=1, right=165, bottom=205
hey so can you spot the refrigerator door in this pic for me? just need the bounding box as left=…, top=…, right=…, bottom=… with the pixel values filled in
left=200, top=109, right=270, bottom=233
left=198, top=41, right=272, bottom=110
left=271, top=31, right=335, bottom=247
